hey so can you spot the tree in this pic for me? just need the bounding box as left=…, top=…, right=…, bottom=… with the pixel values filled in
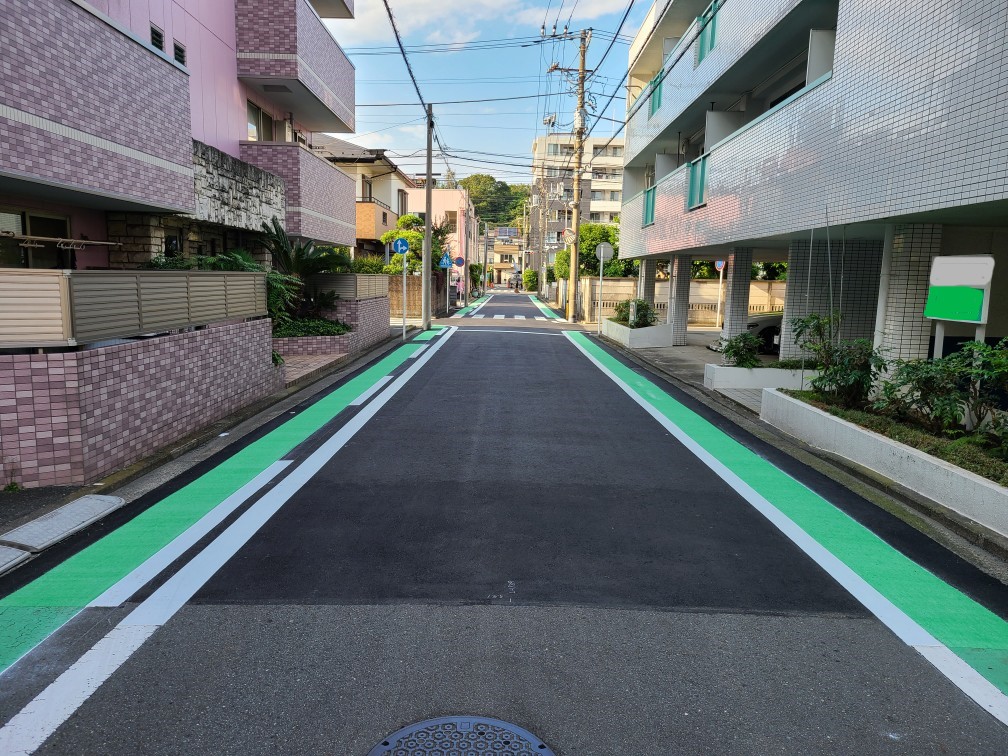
left=439, top=169, right=459, bottom=189
left=554, top=248, right=570, bottom=280
left=577, top=223, right=634, bottom=277
left=380, top=213, right=449, bottom=269
left=692, top=260, right=718, bottom=279
left=459, top=174, right=527, bottom=227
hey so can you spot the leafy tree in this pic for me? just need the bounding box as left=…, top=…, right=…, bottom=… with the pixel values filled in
left=692, top=260, right=718, bottom=279
left=260, top=217, right=347, bottom=277
left=577, top=223, right=635, bottom=277
left=554, top=248, right=570, bottom=280
left=459, top=174, right=527, bottom=226
left=522, top=269, right=538, bottom=291
left=380, top=213, right=449, bottom=269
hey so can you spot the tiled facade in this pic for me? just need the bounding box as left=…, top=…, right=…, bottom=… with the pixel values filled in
left=620, top=0, right=1008, bottom=358
left=0, top=320, right=282, bottom=488
left=235, top=0, right=355, bottom=132
left=240, top=142, right=356, bottom=245
left=272, top=296, right=390, bottom=356
left=0, top=0, right=194, bottom=212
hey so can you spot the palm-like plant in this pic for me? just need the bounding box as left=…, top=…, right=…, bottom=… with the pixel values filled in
left=261, top=217, right=343, bottom=277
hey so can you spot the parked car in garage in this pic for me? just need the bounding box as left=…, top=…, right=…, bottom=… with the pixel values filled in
left=708, top=312, right=783, bottom=354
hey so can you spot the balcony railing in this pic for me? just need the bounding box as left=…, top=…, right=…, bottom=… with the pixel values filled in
left=358, top=196, right=392, bottom=212
left=0, top=270, right=267, bottom=348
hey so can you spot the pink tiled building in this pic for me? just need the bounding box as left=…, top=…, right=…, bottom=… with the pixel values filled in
left=0, top=0, right=357, bottom=269
left=405, top=187, right=478, bottom=287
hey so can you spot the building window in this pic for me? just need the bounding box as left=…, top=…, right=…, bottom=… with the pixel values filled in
left=610, top=190, right=621, bottom=202
left=590, top=190, right=604, bottom=201
left=150, top=25, right=164, bottom=51
left=642, top=187, right=656, bottom=226
left=382, top=211, right=388, bottom=226
left=398, top=189, right=408, bottom=215
left=590, top=212, right=602, bottom=222
left=246, top=101, right=274, bottom=141
left=445, top=210, right=458, bottom=233
left=173, top=41, right=186, bottom=65
left=649, top=73, right=663, bottom=118
left=612, top=146, right=623, bottom=157
left=547, top=144, right=560, bottom=155
left=362, top=176, right=373, bottom=200
left=697, top=1, right=719, bottom=65
left=688, top=154, right=709, bottom=208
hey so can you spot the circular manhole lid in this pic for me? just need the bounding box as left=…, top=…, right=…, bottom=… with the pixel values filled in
left=368, top=716, right=555, bottom=755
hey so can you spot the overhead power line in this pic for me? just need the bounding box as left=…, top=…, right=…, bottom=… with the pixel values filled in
left=356, top=91, right=624, bottom=108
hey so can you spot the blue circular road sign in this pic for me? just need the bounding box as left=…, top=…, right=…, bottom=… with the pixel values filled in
left=392, top=238, right=409, bottom=254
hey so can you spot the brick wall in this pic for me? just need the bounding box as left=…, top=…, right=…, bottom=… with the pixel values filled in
left=273, top=296, right=390, bottom=356
left=0, top=320, right=283, bottom=488
left=239, top=142, right=355, bottom=245
left=0, top=0, right=194, bottom=212
left=389, top=274, right=448, bottom=318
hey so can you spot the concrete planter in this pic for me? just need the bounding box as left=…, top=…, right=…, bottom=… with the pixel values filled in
left=704, top=364, right=819, bottom=390
left=760, top=389, right=1008, bottom=539
left=601, top=318, right=676, bottom=348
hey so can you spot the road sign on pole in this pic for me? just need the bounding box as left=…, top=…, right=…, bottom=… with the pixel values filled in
left=715, top=259, right=725, bottom=271
left=454, top=257, right=464, bottom=267
left=393, top=238, right=410, bottom=341
left=562, top=228, right=576, bottom=245
left=595, top=242, right=614, bottom=336
left=438, top=252, right=452, bottom=268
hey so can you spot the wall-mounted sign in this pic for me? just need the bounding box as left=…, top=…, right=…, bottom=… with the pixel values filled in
left=924, top=255, right=995, bottom=324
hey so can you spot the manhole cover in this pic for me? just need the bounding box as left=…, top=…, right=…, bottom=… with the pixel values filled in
left=368, top=716, right=555, bottom=755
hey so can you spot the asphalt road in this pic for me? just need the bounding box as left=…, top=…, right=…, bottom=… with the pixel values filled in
left=2, top=291, right=1007, bottom=754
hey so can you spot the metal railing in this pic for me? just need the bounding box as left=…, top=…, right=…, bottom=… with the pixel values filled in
left=0, top=269, right=267, bottom=348
left=357, top=196, right=392, bottom=212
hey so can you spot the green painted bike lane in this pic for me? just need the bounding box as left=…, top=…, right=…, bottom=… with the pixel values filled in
left=0, top=338, right=433, bottom=675
left=568, top=331, right=1008, bottom=695
left=451, top=296, right=489, bottom=317
left=528, top=295, right=564, bottom=320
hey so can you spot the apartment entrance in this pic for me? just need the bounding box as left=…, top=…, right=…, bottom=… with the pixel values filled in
left=0, top=209, right=73, bottom=269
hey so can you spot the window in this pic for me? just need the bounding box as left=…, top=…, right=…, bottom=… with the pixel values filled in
left=612, top=146, right=623, bottom=158
left=397, top=189, right=408, bottom=215
left=246, top=101, right=274, bottom=141
left=593, top=146, right=605, bottom=157
left=362, top=176, right=373, bottom=200
left=382, top=211, right=388, bottom=226
left=173, top=41, right=186, bottom=65
left=554, top=231, right=563, bottom=243
left=642, top=187, right=656, bottom=226
left=150, top=25, right=164, bottom=51
left=547, top=144, right=560, bottom=155
left=648, top=73, right=663, bottom=118
left=697, top=1, right=719, bottom=64
left=688, top=154, right=709, bottom=208
left=445, top=210, right=458, bottom=233
left=590, top=190, right=604, bottom=201
left=610, top=190, right=622, bottom=202
left=590, top=212, right=602, bottom=222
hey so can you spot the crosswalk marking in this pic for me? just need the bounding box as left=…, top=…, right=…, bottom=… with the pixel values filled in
left=493, top=315, right=504, bottom=319
left=473, top=314, right=485, bottom=319
left=514, top=315, right=526, bottom=320
left=535, top=317, right=546, bottom=321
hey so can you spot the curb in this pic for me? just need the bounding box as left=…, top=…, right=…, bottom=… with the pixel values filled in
left=592, top=333, right=1008, bottom=580
left=0, top=329, right=415, bottom=577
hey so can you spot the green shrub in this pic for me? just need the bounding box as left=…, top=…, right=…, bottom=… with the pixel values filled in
left=772, top=358, right=822, bottom=370
left=554, top=249, right=570, bottom=280
left=874, top=357, right=964, bottom=434
left=352, top=255, right=386, bottom=274
left=810, top=339, right=887, bottom=408
left=272, top=317, right=350, bottom=338
left=612, top=298, right=657, bottom=329
left=722, top=332, right=762, bottom=368
left=522, top=269, right=538, bottom=291
left=790, top=311, right=842, bottom=371
left=545, top=265, right=556, bottom=284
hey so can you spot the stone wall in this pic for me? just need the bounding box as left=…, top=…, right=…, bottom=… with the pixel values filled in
left=0, top=320, right=283, bottom=488
left=190, top=140, right=286, bottom=231
left=105, top=212, right=166, bottom=268
left=273, top=296, right=390, bottom=356
left=389, top=273, right=448, bottom=318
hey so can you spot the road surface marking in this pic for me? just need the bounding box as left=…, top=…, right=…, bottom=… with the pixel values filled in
left=493, top=315, right=505, bottom=320
left=514, top=315, right=526, bottom=320
left=89, top=462, right=291, bottom=608
left=0, top=342, right=426, bottom=676
left=528, top=295, right=565, bottom=321
left=535, top=317, right=546, bottom=321
left=564, top=330, right=1008, bottom=724
left=472, top=314, right=485, bottom=319
left=349, top=375, right=393, bottom=406
left=409, top=345, right=429, bottom=358
left=0, top=328, right=459, bottom=755
left=468, top=296, right=493, bottom=316
left=454, top=329, right=564, bottom=337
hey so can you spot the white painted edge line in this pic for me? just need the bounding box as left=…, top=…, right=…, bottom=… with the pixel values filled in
left=468, top=296, right=492, bottom=316
left=0, top=327, right=459, bottom=755
left=349, top=374, right=393, bottom=405
left=563, top=332, right=1008, bottom=726
left=409, top=344, right=429, bottom=359
left=88, top=462, right=291, bottom=608
left=455, top=329, right=564, bottom=337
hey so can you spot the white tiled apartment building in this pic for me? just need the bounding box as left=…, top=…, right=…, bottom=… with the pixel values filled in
left=619, top=0, right=1008, bottom=357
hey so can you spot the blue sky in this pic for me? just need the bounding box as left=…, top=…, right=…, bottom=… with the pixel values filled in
left=324, top=0, right=646, bottom=183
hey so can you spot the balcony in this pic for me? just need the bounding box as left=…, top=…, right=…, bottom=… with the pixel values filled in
left=625, top=0, right=837, bottom=166
left=0, top=270, right=267, bottom=348
left=240, top=141, right=355, bottom=245
left=1, top=0, right=194, bottom=213
left=356, top=198, right=397, bottom=242
left=236, top=0, right=355, bottom=133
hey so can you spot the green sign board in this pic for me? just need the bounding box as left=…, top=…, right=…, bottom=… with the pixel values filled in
left=924, top=256, right=994, bottom=325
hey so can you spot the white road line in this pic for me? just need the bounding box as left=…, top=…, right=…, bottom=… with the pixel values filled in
left=493, top=315, right=504, bottom=320
left=472, top=314, right=485, bottom=319
left=349, top=375, right=393, bottom=405
left=89, top=462, right=291, bottom=608
left=468, top=296, right=493, bottom=316
left=408, top=344, right=428, bottom=358
left=0, top=328, right=459, bottom=755
left=563, top=331, right=1008, bottom=726
left=514, top=315, right=526, bottom=320
left=455, top=329, right=564, bottom=337
left=535, top=317, right=546, bottom=321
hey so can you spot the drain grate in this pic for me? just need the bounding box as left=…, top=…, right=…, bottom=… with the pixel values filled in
left=368, top=716, right=555, bottom=755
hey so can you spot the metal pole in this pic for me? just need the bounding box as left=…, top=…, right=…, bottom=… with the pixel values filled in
left=422, top=103, right=433, bottom=329
left=463, top=204, right=470, bottom=307
left=715, top=264, right=724, bottom=329
left=567, top=28, right=589, bottom=323
left=402, top=246, right=407, bottom=341
left=482, top=220, right=489, bottom=293
left=597, top=260, right=603, bottom=337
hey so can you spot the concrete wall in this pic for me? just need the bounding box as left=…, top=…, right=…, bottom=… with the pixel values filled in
left=0, top=319, right=282, bottom=488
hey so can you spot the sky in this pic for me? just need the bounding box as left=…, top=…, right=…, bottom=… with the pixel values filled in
left=322, top=0, right=649, bottom=184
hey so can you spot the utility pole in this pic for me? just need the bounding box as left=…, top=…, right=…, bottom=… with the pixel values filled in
left=463, top=203, right=470, bottom=307
left=422, top=103, right=433, bottom=329
left=482, top=220, right=490, bottom=292
left=563, top=29, right=590, bottom=321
